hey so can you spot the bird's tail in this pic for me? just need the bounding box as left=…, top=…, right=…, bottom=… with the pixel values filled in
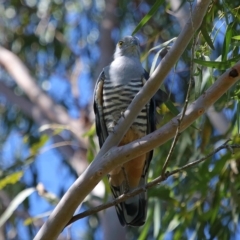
left=110, top=175, right=148, bottom=227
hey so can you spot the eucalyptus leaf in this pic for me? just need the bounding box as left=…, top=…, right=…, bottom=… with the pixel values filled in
left=0, top=188, right=36, bottom=227
left=132, top=0, right=165, bottom=35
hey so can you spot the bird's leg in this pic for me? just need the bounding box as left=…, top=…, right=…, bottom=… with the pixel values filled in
left=121, top=166, right=130, bottom=193
left=109, top=121, right=119, bottom=134
left=108, top=125, right=116, bottom=134
left=121, top=111, right=125, bottom=119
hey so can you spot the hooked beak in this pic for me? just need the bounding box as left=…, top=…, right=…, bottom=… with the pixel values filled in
left=132, top=37, right=139, bottom=46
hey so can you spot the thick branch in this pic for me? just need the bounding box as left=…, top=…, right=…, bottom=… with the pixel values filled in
left=0, top=81, right=49, bottom=126
left=93, top=0, right=211, bottom=163
left=36, top=62, right=240, bottom=239
left=94, top=0, right=118, bottom=80
left=101, top=66, right=240, bottom=168
left=0, top=47, right=85, bottom=143
left=0, top=81, right=88, bottom=173
left=34, top=1, right=215, bottom=239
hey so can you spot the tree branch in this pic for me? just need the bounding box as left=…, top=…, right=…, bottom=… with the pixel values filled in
left=93, top=0, right=211, bottom=163
left=0, top=47, right=86, bottom=144
left=0, top=81, right=88, bottom=174
left=34, top=1, right=220, bottom=239
left=161, top=7, right=197, bottom=177
left=94, top=0, right=118, bottom=81
left=35, top=61, right=240, bottom=239
left=67, top=140, right=236, bottom=225
left=0, top=81, right=48, bottom=125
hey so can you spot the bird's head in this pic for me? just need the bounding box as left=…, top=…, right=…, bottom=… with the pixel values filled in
left=114, top=36, right=140, bottom=59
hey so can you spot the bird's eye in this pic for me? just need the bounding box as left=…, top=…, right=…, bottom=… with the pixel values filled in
left=118, top=41, right=123, bottom=47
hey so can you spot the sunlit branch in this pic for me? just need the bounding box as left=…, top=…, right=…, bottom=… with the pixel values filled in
left=66, top=140, right=237, bottom=226
left=161, top=13, right=198, bottom=177
left=33, top=1, right=219, bottom=239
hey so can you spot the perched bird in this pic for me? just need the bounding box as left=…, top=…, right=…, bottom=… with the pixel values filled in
left=93, top=36, right=156, bottom=226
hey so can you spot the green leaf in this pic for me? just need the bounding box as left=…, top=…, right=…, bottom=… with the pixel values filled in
left=0, top=171, right=23, bottom=190
left=132, top=0, right=164, bottom=35
left=222, top=23, right=234, bottom=61
left=24, top=211, right=52, bottom=225
left=238, top=101, right=240, bottom=134
left=39, top=191, right=59, bottom=205
left=82, top=124, right=96, bottom=137
left=0, top=188, right=36, bottom=227
left=232, top=35, right=240, bottom=40
left=153, top=199, right=161, bottom=238
left=166, top=216, right=180, bottom=232
left=30, top=134, right=49, bottom=154
left=164, top=100, right=179, bottom=116
left=150, top=48, right=165, bottom=75
left=138, top=208, right=153, bottom=240
left=149, top=186, right=178, bottom=205
left=38, top=124, right=67, bottom=133
left=149, top=38, right=176, bottom=75
left=193, top=55, right=240, bottom=70
left=201, top=27, right=215, bottom=50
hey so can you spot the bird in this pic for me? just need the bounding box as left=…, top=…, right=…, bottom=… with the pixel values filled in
left=93, top=36, right=156, bottom=227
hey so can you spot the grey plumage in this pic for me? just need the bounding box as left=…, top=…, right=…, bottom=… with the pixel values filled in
left=102, top=77, right=148, bottom=133
left=94, top=36, right=155, bottom=226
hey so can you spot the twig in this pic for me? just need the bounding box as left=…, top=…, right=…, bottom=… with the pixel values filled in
left=66, top=141, right=238, bottom=227
left=161, top=4, right=197, bottom=177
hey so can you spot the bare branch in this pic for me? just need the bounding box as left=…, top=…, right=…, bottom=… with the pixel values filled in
left=161, top=8, right=198, bottom=177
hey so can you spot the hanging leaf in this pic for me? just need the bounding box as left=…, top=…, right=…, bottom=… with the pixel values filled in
left=193, top=55, right=240, bottom=69
left=138, top=207, right=153, bottom=240
left=153, top=199, right=161, bottom=238
left=24, top=211, right=52, bottom=226
left=201, top=26, right=215, bottom=50
left=164, top=100, right=179, bottom=116
left=0, top=171, right=23, bottom=190
left=132, top=0, right=165, bottom=35
left=0, top=188, right=36, bottom=227
left=232, top=35, right=240, bottom=40
left=222, top=22, right=234, bottom=61
left=166, top=216, right=180, bottom=232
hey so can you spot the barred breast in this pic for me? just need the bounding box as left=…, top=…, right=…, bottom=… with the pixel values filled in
left=102, top=78, right=147, bottom=133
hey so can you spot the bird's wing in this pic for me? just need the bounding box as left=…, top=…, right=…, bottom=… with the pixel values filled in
left=94, top=68, right=157, bottom=227
left=93, top=70, right=108, bottom=147
left=140, top=69, right=155, bottom=178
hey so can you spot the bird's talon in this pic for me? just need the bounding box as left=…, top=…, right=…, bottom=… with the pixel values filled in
left=121, top=111, right=125, bottom=119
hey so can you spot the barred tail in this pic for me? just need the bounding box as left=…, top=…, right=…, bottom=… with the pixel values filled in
left=111, top=177, right=147, bottom=227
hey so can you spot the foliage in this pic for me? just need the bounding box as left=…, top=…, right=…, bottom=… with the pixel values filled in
left=0, top=0, right=240, bottom=239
